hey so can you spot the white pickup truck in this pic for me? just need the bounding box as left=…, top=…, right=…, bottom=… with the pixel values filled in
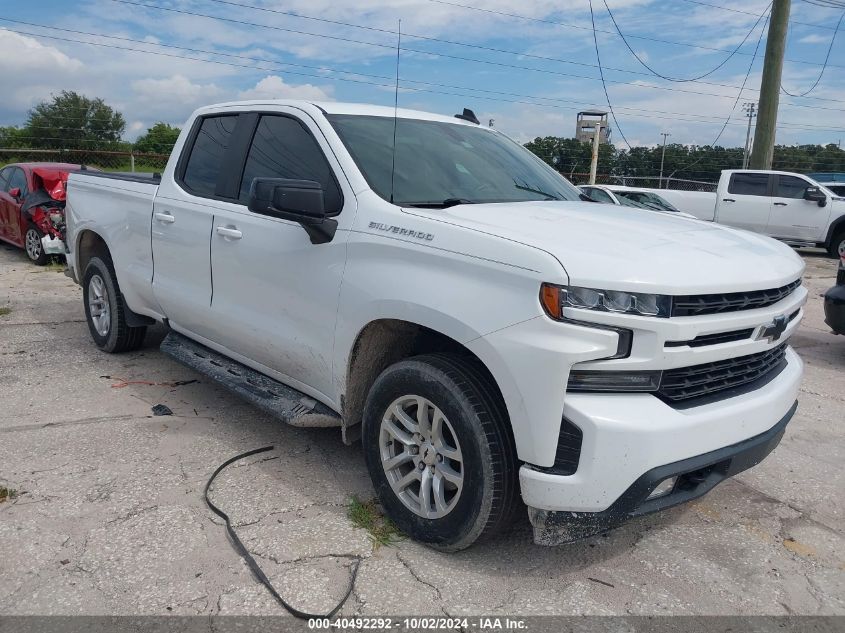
left=640, top=170, right=845, bottom=257
left=65, top=100, right=806, bottom=549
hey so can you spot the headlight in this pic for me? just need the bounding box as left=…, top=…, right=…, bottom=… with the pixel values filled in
left=541, top=283, right=671, bottom=318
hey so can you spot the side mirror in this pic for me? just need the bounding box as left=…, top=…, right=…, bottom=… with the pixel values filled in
left=803, top=186, right=828, bottom=207
left=248, top=178, right=337, bottom=244
left=8, top=187, right=21, bottom=200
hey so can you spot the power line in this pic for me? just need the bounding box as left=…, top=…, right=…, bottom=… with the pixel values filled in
left=678, top=0, right=837, bottom=30
left=588, top=0, right=631, bottom=149
left=88, top=2, right=845, bottom=109
left=781, top=10, right=845, bottom=96
left=601, top=0, right=771, bottom=82
left=671, top=12, right=770, bottom=175
left=105, top=0, right=761, bottom=96
left=428, top=0, right=844, bottom=66
left=3, top=22, right=844, bottom=137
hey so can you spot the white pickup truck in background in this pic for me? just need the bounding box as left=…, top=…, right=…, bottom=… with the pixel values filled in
left=64, top=100, right=806, bottom=549
left=639, top=170, right=845, bottom=257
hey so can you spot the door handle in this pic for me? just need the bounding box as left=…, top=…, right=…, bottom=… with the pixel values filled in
left=722, top=198, right=736, bottom=203
left=773, top=202, right=788, bottom=206
left=216, top=226, right=243, bottom=240
left=154, top=212, right=175, bottom=224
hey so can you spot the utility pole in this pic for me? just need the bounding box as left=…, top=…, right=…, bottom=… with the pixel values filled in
left=658, top=132, right=670, bottom=188
left=742, top=102, right=757, bottom=169
left=589, top=121, right=602, bottom=185
left=750, top=0, right=790, bottom=169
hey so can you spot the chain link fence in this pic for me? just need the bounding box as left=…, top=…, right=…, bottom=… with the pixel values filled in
left=0, top=148, right=171, bottom=173
left=565, top=172, right=717, bottom=192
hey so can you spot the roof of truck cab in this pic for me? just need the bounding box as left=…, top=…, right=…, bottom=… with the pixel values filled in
left=195, top=100, right=482, bottom=126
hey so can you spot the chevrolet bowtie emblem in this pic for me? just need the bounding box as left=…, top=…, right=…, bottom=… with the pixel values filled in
left=758, top=315, right=789, bottom=343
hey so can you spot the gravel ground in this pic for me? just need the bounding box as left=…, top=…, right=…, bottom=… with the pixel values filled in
left=0, top=241, right=843, bottom=617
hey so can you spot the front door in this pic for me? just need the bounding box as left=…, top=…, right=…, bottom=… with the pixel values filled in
left=767, top=174, right=832, bottom=242
left=208, top=110, right=356, bottom=403
left=718, top=172, right=772, bottom=233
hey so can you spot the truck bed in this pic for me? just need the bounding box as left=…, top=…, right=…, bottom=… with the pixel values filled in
left=65, top=171, right=162, bottom=319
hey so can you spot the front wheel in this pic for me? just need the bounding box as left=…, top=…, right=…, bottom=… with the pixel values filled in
left=362, top=354, right=519, bottom=551
left=24, top=224, right=49, bottom=265
left=82, top=256, right=147, bottom=353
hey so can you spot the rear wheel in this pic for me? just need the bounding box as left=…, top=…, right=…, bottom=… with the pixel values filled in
left=24, top=224, right=49, bottom=265
left=82, top=256, right=147, bottom=353
left=362, top=354, right=519, bottom=551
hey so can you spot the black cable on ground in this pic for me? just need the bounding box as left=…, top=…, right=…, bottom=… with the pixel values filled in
left=204, top=445, right=361, bottom=619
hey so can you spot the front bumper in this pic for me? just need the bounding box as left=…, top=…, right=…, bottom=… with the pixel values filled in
left=519, top=346, right=802, bottom=514
left=824, top=283, right=845, bottom=335
left=528, top=400, right=797, bottom=545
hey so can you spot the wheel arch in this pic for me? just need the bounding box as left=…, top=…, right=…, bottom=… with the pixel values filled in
left=824, top=214, right=845, bottom=250
left=340, top=318, right=511, bottom=446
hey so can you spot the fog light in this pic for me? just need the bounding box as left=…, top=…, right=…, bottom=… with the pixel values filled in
left=647, top=476, right=678, bottom=500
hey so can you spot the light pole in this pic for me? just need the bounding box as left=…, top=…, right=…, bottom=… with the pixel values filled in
left=742, top=103, right=757, bottom=169
left=658, top=132, right=670, bottom=189
left=589, top=122, right=603, bottom=185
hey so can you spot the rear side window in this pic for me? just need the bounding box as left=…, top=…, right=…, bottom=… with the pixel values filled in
left=8, top=168, right=28, bottom=195
left=182, top=115, right=238, bottom=197
left=238, top=115, right=342, bottom=213
left=728, top=173, right=769, bottom=196
left=776, top=175, right=810, bottom=199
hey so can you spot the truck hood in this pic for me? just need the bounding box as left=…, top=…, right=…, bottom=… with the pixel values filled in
left=411, top=200, right=805, bottom=294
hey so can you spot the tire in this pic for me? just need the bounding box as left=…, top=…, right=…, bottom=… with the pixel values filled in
left=829, top=230, right=845, bottom=259
left=24, top=224, right=49, bottom=265
left=82, top=255, right=147, bottom=353
left=362, top=353, right=520, bottom=551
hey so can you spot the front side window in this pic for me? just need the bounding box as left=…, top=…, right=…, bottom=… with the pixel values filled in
left=0, top=167, right=11, bottom=191
left=328, top=114, right=582, bottom=207
left=776, top=175, right=811, bottom=199
left=728, top=172, right=770, bottom=197
left=182, top=115, right=238, bottom=197
left=238, top=115, right=341, bottom=212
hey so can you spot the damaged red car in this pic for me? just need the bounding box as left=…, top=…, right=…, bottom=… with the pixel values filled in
left=0, top=162, right=87, bottom=265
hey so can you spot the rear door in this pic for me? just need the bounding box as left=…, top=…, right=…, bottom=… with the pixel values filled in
left=207, top=109, right=355, bottom=401
left=768, top=174, right=831, bottom=241
left=151, top=113, right=246, bottom=338
left=717, top=172, right=772, bottom=233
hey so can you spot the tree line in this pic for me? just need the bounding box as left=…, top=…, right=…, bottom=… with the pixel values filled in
left=0, top=91, right=180, bottom=155
left=525, top=136, right=845, bottom=184
left=3, top=91, right=844, bottom=180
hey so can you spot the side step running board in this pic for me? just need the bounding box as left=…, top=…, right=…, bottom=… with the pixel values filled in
left=160, top=332, right=341, bottom=427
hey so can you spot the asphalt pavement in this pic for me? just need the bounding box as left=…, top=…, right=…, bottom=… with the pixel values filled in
left=1, top=242, right=843, bottom=616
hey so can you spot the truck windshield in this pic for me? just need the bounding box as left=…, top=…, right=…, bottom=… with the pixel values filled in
left=327, top=114, right=582, bottom=207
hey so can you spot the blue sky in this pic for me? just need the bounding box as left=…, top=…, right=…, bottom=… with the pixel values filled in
left=1, top=0, right=843, bottom=148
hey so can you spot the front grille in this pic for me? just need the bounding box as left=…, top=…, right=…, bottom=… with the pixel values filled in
left=658, top=343, right=788, bottom=402
left=672, top=279, right=801, bottom=317
left=665, top=328, right=754, bottom=348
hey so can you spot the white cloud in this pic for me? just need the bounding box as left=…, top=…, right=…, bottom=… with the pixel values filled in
left=798, top=34, right=830, bottom=45
left=237, top=75, right=334, bottom=101
left=131, top=74, right=224, bottom=104
left=0, top=29, right=83, bottom=74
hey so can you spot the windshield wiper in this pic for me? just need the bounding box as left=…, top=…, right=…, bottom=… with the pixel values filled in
left=513, top=183, right=560, bottom=201
left=404, top=198, right=476, bottom=209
